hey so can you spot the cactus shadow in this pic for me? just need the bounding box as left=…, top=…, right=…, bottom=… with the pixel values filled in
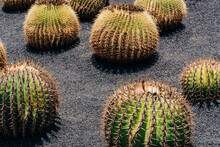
left=0, top=118, right=61, bottom=146
left=91, top=52, right=159, bottom=74
left=26, top=38, right=80, bottom=55
left=2, top=7, right=27, bottom=14
left=80, top=18, right=94, bottom=23
left=160, top=23, right=186, bottom=37
left=192, top=101, right=219, bottom=110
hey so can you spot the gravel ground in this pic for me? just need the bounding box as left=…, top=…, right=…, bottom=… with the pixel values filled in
left=0, top=0, right=219, bottom=146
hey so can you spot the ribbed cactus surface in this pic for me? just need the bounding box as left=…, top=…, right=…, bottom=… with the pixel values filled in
left=103, top=79, right=193, bottom=146
left=0, top=61, right=60, bottom=137
left=180, top=59, right=220, bottom=102
left=90, top=4, right=159, bottom=63
left=134, top=0, right=187, bottom=31
left=1, top=0, right=35, bottom=10
left=68, top=0, right=109, bottom=19
left=0, top=39, right=7, bottom=71
left=24, top=0, right=80, bottom=50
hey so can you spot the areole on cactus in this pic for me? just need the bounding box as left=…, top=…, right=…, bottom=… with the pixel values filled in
left=103, top=78, right=193, bottom=146
left=180, top=58, right=220, bottom=102
left=24, top=0, right=80, bottom=50
left=0, top=61, right=60, bottom=137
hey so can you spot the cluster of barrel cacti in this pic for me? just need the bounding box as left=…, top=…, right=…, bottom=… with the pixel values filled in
left=0, top=0, right=219, bottom=146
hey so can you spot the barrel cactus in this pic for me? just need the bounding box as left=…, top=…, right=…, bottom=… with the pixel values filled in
left=103, top=79, right=193, bottom=146
left=1, top=0, right=35, bottom=10
left=90, top=4, right=159, bottom=63
left=24, top=0, right=80, bottom=50
left=0, top=61, right=60, bottom=137
left=180, top=59, right=220, bottom=102
left=68, top=0, right=109, bottom=19
left=134, top=0, right=187, bottom=31
left=0, top=39, right=7, bottom=70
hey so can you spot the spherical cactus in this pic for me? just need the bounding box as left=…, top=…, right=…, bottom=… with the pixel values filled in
left=1, top=0, right=35, bottom=10
left=134, top=0, right=187, bottom=31
left=180, top=59, right=220, bottom=103
left=90, top=4, right=159, bottom=63
left=0, top=61, right=60, bottom=137
left=103, top=79, right=193, bottom=146
left=68, top=0, right=109, bottom=19
left=24, top=0, right=80, bottom=50
left=0, top=39, right=7, bottom=71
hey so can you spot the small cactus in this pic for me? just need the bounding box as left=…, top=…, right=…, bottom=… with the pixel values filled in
left=90, top=4, right=159, bottom=63
left=68, top=0, right=109, bottom=19
left=103, top=78, right=193, bottom=146
left=134, top=0, right=187, bottom=31
left=0, top=61, right=60, bottom=137
left=0, top=39, right=7, bottom=70
left=1, top=0, right=35, bottom=10
left=180, top=59, right=220, bottom=102
left=24, top=0, right=80, bottom=50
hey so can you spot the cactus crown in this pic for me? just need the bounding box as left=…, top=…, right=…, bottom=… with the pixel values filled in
left=35, top=0, right=68, bottom=5
left=106, top=4, right=145, bottom=12
left=103, top=78, right=193, bottom=146
left=180, top=58, right=220, bottom=102
left=0, top=61, right=60, bottom=137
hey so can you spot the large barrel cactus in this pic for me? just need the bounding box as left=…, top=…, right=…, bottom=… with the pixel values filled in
left=68, top=0, right=109, bottom=19
left=103, top=79, right=193, bottom=146
left=24, top=0, right=80, bottom=50
left=90, top=4, right=159, bottom=63
left=134, top=0, right=187, bottom=31
left=180, top=59, right=220, bottom=102
left=0, top=61, right=60, bottom=137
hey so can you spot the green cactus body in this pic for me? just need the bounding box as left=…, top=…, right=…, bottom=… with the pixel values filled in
left=0, top=39, right=7, bottom=71
left=103, top=79, right=193, bottom=146
left=68, top=0, right=109, bottom=19
left=1, top=0, right=35, bottom=10
left=180, top=59, right=220, bottom=102
left=90, top=4, right=159, bottom=63
left=0, top=61, right=59, bottom=137
left=24, top=0, right=80, bottom=50
left=134, top=0, right=187, bottom=31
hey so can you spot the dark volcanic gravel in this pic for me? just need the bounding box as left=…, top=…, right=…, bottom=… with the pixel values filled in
left=0, top=0, right=219, bottom=146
